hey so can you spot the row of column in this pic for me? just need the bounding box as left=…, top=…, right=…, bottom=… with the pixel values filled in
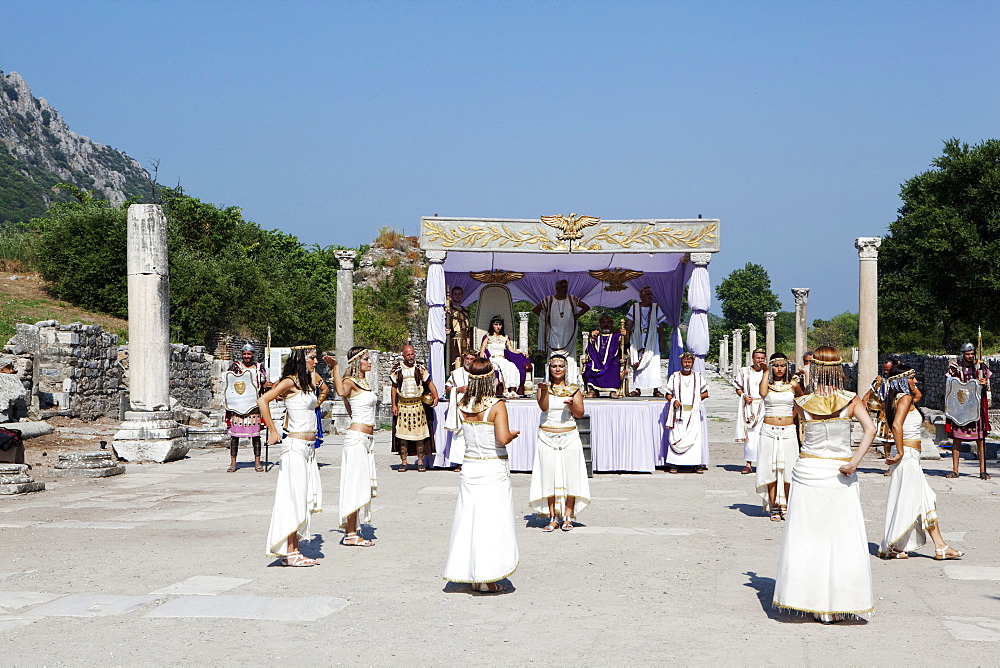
left=718, top=237, right=881, bottom=395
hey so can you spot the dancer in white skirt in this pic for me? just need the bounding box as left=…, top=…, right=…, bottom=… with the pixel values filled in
left=259, top=341, right=326, bottom=567
left=756, top=353, right=802, bottom=520
left=663, top=351, right=709, bottom=474
left=529, top=354, right=590, bottom=532
left=878, top=363, right=964, bottom=561
left=443, top=357, right=520, bottom=593
left=773, top=346, right=876, bottom=623
left=326, top=347, right=378, bottom=548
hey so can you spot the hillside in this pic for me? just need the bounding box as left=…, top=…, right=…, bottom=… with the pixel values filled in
left=0, top=270, right=128, bottom=343
left=0, top=70, right=150, bottom=223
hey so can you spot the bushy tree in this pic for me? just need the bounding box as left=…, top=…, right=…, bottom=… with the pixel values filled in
left=880, top=138, right=1000, bottom=352
left=715, top=263, right=781, bottom=331
left=809, top=312, right=859, bottom=350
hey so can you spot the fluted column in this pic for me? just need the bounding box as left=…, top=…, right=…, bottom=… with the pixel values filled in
left=518, top=312, right=530, bottom=353
left=747, top=323, right=757, bottom=365
left=334, top=250, right=356, bottom=358
left=764, top=312, right=776, bottom=358
left=792, top=288, right=810, bottom=368
left=856, top=237, right=881, bottom=394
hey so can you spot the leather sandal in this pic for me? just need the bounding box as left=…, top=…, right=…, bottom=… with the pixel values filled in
left=881, top=548, right=908, bottom=559
left=740, top=465, right=753, bottom=475
left=934, top=545, right=964, bottom=560
left=227, top=465, right=237, bottom=473
left=542, top=519, right=559, bottom=532
left=945, top=471, right=959, bottom=478
left=282, top=551, right=319, bottom=567
left=471, top=582, right=505, bottom=594
left=342, top=533, right=374, bottom=547
left=770, top=510, right=782, bottom=522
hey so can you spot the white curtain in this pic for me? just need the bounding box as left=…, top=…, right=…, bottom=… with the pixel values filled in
left=426, top=259, right=447, bottom=393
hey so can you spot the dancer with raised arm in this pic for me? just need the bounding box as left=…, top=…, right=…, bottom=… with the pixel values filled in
left=772, top=346, right=876, bottom=623
left=879, top=363, right=964, bottom=561
left=325, top=347, right=378, bottom=548
left=259, top=342, right=327, bottom=567
left=443, top=357, right=520, bottom=593
left=756, top=352, right=802, bottom=519
left=529, top=354, right=590, bottom=531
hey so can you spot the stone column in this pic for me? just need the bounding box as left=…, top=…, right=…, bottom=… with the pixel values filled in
left=518, top=312, right=529, bottom=353
left=334, top=250, right=356, bottom=359
left=764, top=312, right=777, bottom=358
left=113, top=205, right=187, bottom=463
left=792, top=288, right=810, bottom=368
left=719, top=335, right=729, bottom=375
left=747, top=323, right=757, bottom=362
left=855, top=237, right=881, bottom=396
left=732, top=329, right=743, bottom=372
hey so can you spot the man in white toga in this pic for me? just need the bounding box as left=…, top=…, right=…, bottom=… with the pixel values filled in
left=532, top=278, right=590, bottom=385
left=625, top=286, right=668, bottom=397
left=733, top=347, right=767, bottom=475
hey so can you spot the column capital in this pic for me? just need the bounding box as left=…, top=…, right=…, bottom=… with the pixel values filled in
left=791, top=288, right=810, bottom=305
left=334, top=249, right=356, bottom=270
left=747, top=322, right=757, bottom=332
left=689, top=252, right=712, bottom=266
left=855, top=236, right=882, bottom=259
left=722, top=334, right=729, bottom=342
left=425, top=250, right=447, bottom=264
left=764, top=311, right=777, bottom=322
left=517, top=311, right=530, bottom=323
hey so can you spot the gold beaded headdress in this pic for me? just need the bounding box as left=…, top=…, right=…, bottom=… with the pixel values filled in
left=460, top=362, right=497, bottom=412
left=291, top=344, right=316, bottom=350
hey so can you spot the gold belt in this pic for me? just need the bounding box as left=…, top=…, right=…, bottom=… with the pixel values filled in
left=398, top=397, right=423, bottom=405
left=799, top=452, right=851, bottom=462
left=464, top=454, right=509, bottom=460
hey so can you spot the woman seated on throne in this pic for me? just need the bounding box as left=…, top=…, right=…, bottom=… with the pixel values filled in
left=479, top=315, right=531, bottom=398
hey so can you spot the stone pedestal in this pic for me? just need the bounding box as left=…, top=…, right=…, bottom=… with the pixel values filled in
left=113, top=205, right=187, bottom=463
left=0, top=463, right=44, bottom=494
left=55, top=451, right=125, bottom=478
left=792, top=288, right=810, bottom=367
left=855, top=237, right=881, bottom=397
left=518, top=312, right=529, bottom=354
left=335, top=250, right=356, bottom=360
left=764, top=312, right=776, bottom=358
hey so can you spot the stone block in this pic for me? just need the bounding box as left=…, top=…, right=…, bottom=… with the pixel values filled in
left=112, top=438, right=188, bottom=463
left=55, top=465, right=125, bottom=478
left=0, top=481, right=45, bottom=494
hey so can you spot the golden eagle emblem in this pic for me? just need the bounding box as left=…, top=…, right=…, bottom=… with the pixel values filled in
left=957, top=389, right=968, bottom=404
left=233, top=381, right=247, bottom=395
left=469, top=270, right=525, bottom=284
left=589, top=267, right=643, bottom=292
left=540, top=213, right=601, bottom=240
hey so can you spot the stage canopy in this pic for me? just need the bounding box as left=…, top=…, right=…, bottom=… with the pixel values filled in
left=418, top=215, right=721, bottom=389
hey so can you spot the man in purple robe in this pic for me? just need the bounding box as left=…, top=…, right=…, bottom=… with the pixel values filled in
left=582, top=315, right=626, bottom=397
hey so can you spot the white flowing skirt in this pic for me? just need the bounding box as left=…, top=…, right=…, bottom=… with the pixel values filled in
left=528, top=429, right=591, bottom=518
left=755, top=423, right=798, bottom=510
left=879, top=446, right=938, bottom=556
left=339, top=430, right=377, bottom=529
left=443, top=458, right=519, bottom=584
left=447, top=429, right=467, bottom=465
left=773, top=456, right=874, bottom=618
left=266, top=437, right=323, bottom=557
left=490, top=355, right=521, bottom=390
left=632, top=353, right=661, bottom=390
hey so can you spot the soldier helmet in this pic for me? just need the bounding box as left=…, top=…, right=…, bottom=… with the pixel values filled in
left=959, top=342, right=975, bottom=353
left=240, top=343, right=256, bottom=353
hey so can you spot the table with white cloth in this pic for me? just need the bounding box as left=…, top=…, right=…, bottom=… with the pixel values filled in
left=431, top=399, right=671, bottom=472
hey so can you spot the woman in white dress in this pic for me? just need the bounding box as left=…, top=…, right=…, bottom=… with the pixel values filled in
left=756, top=353, right=802, bottom=520
left=772, top=346, right=876, bottom=623
left=879, top=363, right=964, bottom=561
left=325, top=347, right=378, bottom=548
left=479, top=316, right=528, bottom=398
left=259, top=341, right=327, bottom=567
left=529, top=354, right=590, bottom=532
left=443, top=357, right=520, bottom=593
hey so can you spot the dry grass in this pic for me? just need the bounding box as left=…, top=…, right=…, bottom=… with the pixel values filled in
left=373, top=227, right=409, bottom=251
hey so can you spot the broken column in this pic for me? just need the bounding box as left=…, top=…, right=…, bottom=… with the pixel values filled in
left=764, top=312, right=776, bottom=358
left=719, top=334, right=729, bottom=375
left=792, top=288, right=810, bottom=368
left=113, top=204, right=188, bottom=463
left=334, top=250, right=356, bottom=360
left=0, top=463, right=44, bottom=494
left=55, top=451, right=125, bottom=478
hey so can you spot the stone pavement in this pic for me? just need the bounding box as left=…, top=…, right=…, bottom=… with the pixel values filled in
left=2, top=374, right=1000, bottom=665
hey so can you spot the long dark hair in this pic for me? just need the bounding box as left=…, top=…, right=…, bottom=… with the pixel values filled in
left=884, top=362, right=922, bottom=427
left=489, top=315, right=507, bottom=336
left=281, top=340, right=316, bottom=392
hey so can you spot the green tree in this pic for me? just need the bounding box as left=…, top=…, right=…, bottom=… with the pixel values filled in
left=809, top=312, right=859, bottom=350
left=880, top=138, right=1000, bottom=353
left=715, top=263, right=781, bottom=332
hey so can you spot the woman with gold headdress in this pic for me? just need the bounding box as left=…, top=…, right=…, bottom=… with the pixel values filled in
left=443, top=357, right=520, bottom=593
left=325, top=347, right=378, bottom=548
left=259, top=341, right=328, bottom=567
left=878, top=363, right=964, bottom=561
left=756, top=352, right=802, bottom=520
left=772, top=346, right=876, bottom=623
left=529, top=354, right=590, bottom=531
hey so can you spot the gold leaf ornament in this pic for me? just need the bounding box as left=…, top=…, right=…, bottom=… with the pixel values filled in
left=540, top=213, right=601, bottom=241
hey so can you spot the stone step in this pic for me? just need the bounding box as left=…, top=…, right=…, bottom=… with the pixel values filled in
left=55, top=465, right=125, bottom=478
left=0, top=481, right=44, bottom=494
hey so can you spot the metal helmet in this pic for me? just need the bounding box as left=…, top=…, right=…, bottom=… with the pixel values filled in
left=959, top=342, right=975, bottom=353
left=240, top=343, right=256, bottom=353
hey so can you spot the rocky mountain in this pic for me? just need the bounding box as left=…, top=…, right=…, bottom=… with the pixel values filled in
left=0, top=70, right=150, bottom=223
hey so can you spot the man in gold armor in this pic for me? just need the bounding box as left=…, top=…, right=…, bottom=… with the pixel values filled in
left=391, top=344, right=439, bottom=471
left=446, top=286, right=472, bottom=369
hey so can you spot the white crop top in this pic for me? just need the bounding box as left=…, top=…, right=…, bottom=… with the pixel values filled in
left=284, top=388, right=317, bottom=433
left=540, top=385, right=579, bottom=429
left=763, top=387, right=796, bottom=418
left=348, top=388, right=377, bottom=427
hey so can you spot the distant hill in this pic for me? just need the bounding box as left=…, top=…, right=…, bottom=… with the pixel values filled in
left=0, top=70, right=150, bottom=224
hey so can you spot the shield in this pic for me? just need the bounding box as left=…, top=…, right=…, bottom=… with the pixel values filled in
left=224, top=370, right=260, bottom=416
left=944, top=376, right=982, bottom=426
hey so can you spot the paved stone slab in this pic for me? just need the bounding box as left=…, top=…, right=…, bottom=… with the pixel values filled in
left=941, top=531, right=967, bottom=542
left=150, top=576, right=251, bottom=596
left=0, top=618, right=36, bottom=632
left=26, top=594, right=157, bottom=617
left=943, top=565, right=1000, bottom=580
left=942, top=616, right=1000, bottom=641
left=418, top=486, right=459, bottom=495
left=54, top=466, right=126, bottom=478
left=704, top=489, right=747, bottom=496
left=145, top=595, right=349, bottom=621
left=40, top=521, right=141, bottom=530
left=634, top=527, right=711, bottom=536
left=0, top=591, right=62, bottom=609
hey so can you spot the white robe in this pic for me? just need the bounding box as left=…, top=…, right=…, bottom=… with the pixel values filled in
left=733, top=366, right=765, bottom=463
left=537, top=294, right=583, bottom=385
left=663, top=371, right=708, bottom=466
left=627, top=302, right=666, bottom=391
left=266, top=437, right=323, bottom=557
left=445, top=368, right=469, bottom=465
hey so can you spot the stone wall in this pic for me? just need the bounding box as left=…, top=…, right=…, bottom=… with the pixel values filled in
left=890, top=354, right=1000, bottom=411
left=167, top=345, right=214, bottom=410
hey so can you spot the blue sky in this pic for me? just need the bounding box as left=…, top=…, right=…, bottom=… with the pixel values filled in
left=4, top=0, right=998, bottom=320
